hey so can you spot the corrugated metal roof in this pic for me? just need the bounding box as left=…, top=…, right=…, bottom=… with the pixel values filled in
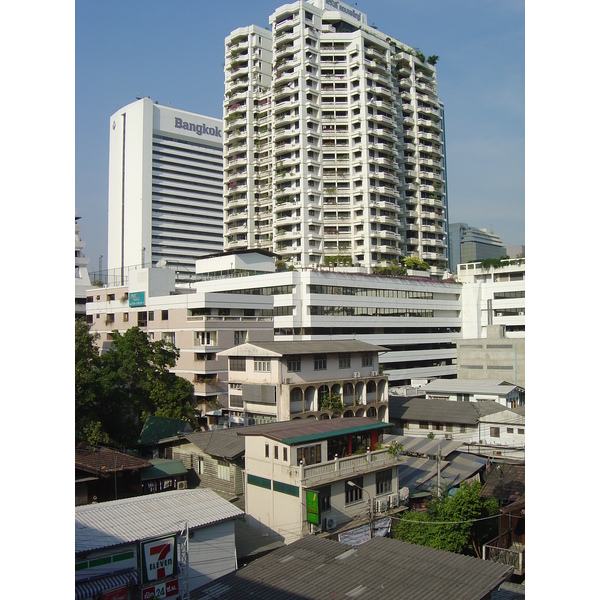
left=220, top=339, right=389, bottom=356
left=75, top=446, right=152, bottom=475
left=421, top=379, right=522, bottom=395
left=75, top=488, right=243, bottom=554
left=192, top=535, right=512, bottom=600
left=389, top=396, right=480, bottom=425
left=137, top=415, right=193, bottom=446
left=396, top=453, right=487, bottom=495
left=383, top=434, right=464, bottom=457
left=236, top=417, right=389, bottom=444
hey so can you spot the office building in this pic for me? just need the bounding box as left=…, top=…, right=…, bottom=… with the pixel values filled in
left=222, top=0, right=448, bottom=275
left=75, top=211, right=92, bottom=319
left=107, top=98, right=224, bottom=285
left=448, top=223, right=506, bottom=273
left=457, top=258, right=525, bottom=339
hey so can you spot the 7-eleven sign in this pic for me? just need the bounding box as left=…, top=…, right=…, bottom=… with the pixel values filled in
left=141, top=536, right=177, bottom=583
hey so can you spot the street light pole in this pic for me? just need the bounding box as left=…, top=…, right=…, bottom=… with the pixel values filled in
left=348, top=481, right=373, bottom=539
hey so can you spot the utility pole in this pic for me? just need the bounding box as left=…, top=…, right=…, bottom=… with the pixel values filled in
left=436, top=444, right=441, bottom=498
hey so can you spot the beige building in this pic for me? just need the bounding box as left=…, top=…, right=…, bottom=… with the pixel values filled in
left=86, top=260, right=275, bottom=410
left=238, top=417, right=400, bottom=543
left=220, top=340, right=389, bottom=425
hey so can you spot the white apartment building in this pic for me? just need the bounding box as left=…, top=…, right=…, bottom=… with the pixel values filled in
left=457, top=258, right=525, bottom=339
left=107, top=98, right=224, bottom=285
left=222, top=0, right=448, bottom=275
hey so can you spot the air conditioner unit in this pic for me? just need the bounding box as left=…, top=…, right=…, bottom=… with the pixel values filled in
left=284, top=378, right=291, bottom=384
left=445, top=434, right=453, bottom=440
left=389, top=494, right=399, bottom=508
left=353, top=372, right=360, bottom=378
left=371, top=371, right=378, bottom=377
left=177, top=481, right=187, bottom=490
left=322, top=516, right=337, bottom=531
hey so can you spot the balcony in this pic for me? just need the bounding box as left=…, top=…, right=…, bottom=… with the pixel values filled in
left=483, top=537, right=525, bottom=577
left=299, top=449, right=399, bottom=487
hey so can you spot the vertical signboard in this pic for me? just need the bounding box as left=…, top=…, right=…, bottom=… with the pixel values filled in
left=306, top=490, right=320, bottom=525
left=141, top=536, right=177, bottom=584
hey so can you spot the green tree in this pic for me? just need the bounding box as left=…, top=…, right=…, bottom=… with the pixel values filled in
left=392, top=480, right=498, bottom=557
left=320, top=391, right=344, bottom=414
left=75, top=319, right=110, bottom=445
left=403, top=255, right=430, bottom=271
left=75, top=323, right=194, bottom=447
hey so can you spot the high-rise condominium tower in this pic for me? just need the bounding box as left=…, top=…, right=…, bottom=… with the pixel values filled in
left=223, top=0, right=448, bottom=275
left=108, top=98, right=224, bottom=284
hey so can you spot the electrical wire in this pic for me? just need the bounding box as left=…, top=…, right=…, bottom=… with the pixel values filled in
left=388, top=512, right=501, bottom=525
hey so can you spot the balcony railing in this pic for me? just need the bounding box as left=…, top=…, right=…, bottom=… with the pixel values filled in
left=298, top=449, right=399, bottom=486
left=483, top=537, right=525, bottom=576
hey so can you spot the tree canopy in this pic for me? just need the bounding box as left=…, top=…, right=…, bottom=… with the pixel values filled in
left=75, top=321, right=195, bottom=448
left=392, top=480, right=498, bottom=557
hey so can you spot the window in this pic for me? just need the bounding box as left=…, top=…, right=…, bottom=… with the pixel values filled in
left=339, top=354, right=351, bottom=369
left=314, top=354, right=327, bottom=370
left=345, top=477, right=363, bottom=504
left=419, top=422, right=429, bottom=430
left=361, top=354, right=373, bottom=367
left=490, top=427, right=500, bottom=438
left=105, top=314, right=115, bottom=324
left=234, top=330, right=248, bottom=345
left=163, top=332, right=175, bottom=345
left=230, top=357, right=246, bottom=371
left=283, top=447, right=288, bottom=462
left=517, top=428, right=524, bottom=435
left=297, top=444, right=322, bottom=466
left=274, top=446, right=279, bottom=460
left=376, top=470, right=392, bottom=495
left=265, top=444, right=270, bottom=458
left=217, top=460, right=231, bottom=481
left=507, top=427, right=514, bottom=434
left=107, top=294, right=115, bottom=301
left=254, top=359, right=271, bottom=372
left=148, top=311, right=154, bottom=321
left=320, top=485, right=331, bottom=512
left=123, top=313, right=129, bottom=322
left=161, top=310, right=169, bottom=320
left=287, top=356, right=301, bottom=372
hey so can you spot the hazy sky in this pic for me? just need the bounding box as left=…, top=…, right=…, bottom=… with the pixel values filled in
left=75, top=0, right=524, bottom=272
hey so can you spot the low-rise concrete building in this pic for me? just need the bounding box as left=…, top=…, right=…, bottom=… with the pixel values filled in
left=420, top=379, right=524, bottom=408
left=86, top=261, right=275, bottom=412
left=219, top=340, right=389, bottom=425
left=75, top=489, right=243, bottom=599
left=238, top=418, right=400, bottom=543
left=389, top=396, right=525, bottom=460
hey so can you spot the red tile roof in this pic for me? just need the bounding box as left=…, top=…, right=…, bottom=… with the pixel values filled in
left=75, top=446, right=152, bottom=476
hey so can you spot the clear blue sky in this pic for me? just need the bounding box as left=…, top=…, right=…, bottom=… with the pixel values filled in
left=75, top=0, right=525, bottom=272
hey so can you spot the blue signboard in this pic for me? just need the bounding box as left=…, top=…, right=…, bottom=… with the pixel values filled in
left=129, top=291, right=146, bottom=307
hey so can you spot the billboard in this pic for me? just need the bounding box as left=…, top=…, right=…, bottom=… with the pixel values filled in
left=141, top=536, right=177, bottom=584
left=129, top=291, right=146, bottom=307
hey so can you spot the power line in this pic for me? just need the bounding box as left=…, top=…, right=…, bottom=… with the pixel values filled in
left=389, top=512, right=501, bottom=525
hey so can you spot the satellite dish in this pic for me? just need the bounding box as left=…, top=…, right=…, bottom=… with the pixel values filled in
left=156, top=259, right=167, bottom=268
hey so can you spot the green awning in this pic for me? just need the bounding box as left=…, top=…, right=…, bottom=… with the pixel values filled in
left=141, top=459, right=188, bottom=481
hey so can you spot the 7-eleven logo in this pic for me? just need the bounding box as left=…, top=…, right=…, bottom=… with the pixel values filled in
left=143, top=537, right=176, bottom=582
